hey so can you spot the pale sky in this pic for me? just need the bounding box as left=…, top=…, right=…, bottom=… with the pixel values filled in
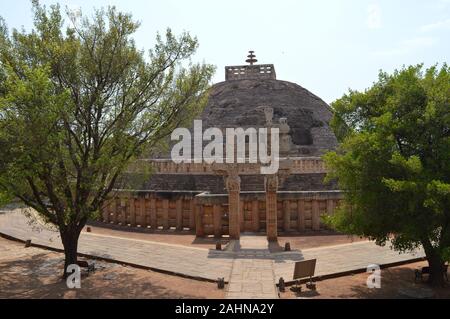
left=0, top=0, right=449, bottom=103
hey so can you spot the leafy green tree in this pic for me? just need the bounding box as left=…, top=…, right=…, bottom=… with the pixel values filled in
left=0, top=191, right=12, bottom=207
left=325, top=64, right=450, bottom=286
left=0, top=1, right=214, bottom=277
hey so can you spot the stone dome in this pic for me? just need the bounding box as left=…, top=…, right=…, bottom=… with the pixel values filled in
left=125, top=58, right=339, bottom=193
left=200, top=72, right=337, bottom=157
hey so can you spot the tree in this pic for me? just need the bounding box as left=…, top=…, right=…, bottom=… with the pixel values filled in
left=324, top=64, right=450, bottom=286
left=0, top=1, right=214, bottom=277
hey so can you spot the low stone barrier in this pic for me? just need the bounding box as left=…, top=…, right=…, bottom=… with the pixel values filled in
left=100, top=190, right=343, bottom=238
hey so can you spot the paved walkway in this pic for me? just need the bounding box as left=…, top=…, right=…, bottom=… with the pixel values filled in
left=0, top=209, right=425, bottom=298
left=226, top=236, right=278, bottom=299
left=0, top=209, right=233, bottom=281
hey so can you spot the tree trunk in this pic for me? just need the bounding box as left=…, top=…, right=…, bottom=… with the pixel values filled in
left=426, top=255, right=446, bottom=287
left=422, top=240, right=446, bottom=287
left=61, top=228, right=81, bottom=279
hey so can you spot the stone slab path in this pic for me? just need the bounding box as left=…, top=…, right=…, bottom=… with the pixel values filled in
left=225, top=236, right=278, bottom=299
left=0, top=209, right=425, bottom=298
left=0, top=210, right=233, bottom=281
left=273, top=241, right=425, bottom=282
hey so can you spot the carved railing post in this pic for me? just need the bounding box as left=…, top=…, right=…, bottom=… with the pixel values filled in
left=226, top=172, right=241, bottom=239
left=265, top=174, right=278, bottom=241
left=252, top=200, right=259, bottom=232
left=102, top=201, right=110, bottom=223
left=213, top=204, right=222, bottom=238
left=176, top=198, right=183, bottom=231
left=195, top=204, right=205, bottom=237
left=129, top=197, right=136, bottom=227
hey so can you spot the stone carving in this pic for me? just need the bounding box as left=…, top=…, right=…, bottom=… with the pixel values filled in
left=262, top=106, right=274, bottom=127
left=279, top=117, right=292, bottom=154
left=264, top=174, right=278, bottom=192
left=226, top=172, right=241, bottom=192
left=279, top=117, right=289, bottom=133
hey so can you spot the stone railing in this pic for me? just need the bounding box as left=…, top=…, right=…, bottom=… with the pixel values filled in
left=290, top=157, right=327, bottom=173
left=101, top=191, right=199, bottom=231
left=100, top=190, right=342, bottom=237
left=134, top=157, right=327, bottom=175
left=225, top=64, right=276, bottom=81
left=195, top=191, right=342, bottom=237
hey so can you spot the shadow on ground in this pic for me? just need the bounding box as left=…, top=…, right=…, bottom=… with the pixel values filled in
left=281, top=264, right=450, bottom=299
left=348, top=266, right=449, bottom=299
left=206, top=239, right=305, bottom=262
left=0, top=251, right=215, bottom=299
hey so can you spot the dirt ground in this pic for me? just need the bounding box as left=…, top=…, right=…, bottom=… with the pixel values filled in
left=280, top=261, right=450, bottom=299
left=0, top=237, right=224, bottom=299
left=86, top=222, right=365, bottom=250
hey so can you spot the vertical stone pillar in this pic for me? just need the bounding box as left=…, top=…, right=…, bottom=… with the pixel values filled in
left=150, top=197, right=157, bottom=229
left=265, top=174, right=278, bottom=241
left=140, top=197, right=147, bottom=227
left=297, top=199, right=305, bottom=231
left=283, top=200, right=290, bottom=232
left=102, top=201, right=110, bottom=223
left=252, top=200, right=259, bottom=232
left=195, top=204, right=205, bottom=237
left=162, top=199, right=169, bottom=230
left=226, top=173, right=241, bottom=240
left=239, top=200, right=245, bottom=232
left=176, top=198, right=183, bottom=231
left=111, top=198, right=118, bottom=224
left=213, top=204, right=222, bottom=238
left=120, top=198, right=127, bottom=225
left=312, top=197, right=320, bottom=231
left=189, top=198, right=196, bottom=230
left=129, top=197, right=136, bottom=227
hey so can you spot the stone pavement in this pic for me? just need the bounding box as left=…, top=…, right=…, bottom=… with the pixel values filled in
left=225, top=236, right=278, bottom=299
left=273, top=240, right=425, bottom=282
left=0, top=209, right=233, bottom=281
left=0, top=209, right=425, bottom=298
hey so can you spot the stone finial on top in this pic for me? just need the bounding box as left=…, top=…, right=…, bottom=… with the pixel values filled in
left=225, top=51, right=276, bottom=81
left=245, top=51, right=258, bottom=65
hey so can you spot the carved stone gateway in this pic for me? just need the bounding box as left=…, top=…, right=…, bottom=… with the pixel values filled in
left=265, top=174, right=279, bottom=241
left=225, top=170, right=241, bottom=239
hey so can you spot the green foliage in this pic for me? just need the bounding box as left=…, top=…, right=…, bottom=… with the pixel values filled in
left=0, top=191, right=13, bottom=207
left=325, top=64, right=450, bottom=261
left=0, top=1, right=214, bottom=234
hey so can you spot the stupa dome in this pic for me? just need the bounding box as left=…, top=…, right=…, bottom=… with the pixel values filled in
left=129, top=53, right=339, bottom=193
left=202, top=74, right=338, bottom=156
left=107, top=53, right=343, bottom=239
